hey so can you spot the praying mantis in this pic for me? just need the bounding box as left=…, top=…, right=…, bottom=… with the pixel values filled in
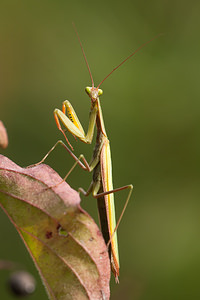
left=36, top=27, right=160, bottom=282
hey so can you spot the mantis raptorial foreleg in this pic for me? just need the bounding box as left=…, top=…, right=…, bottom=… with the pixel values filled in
left=29, top=99, right=98, bottom=170
left=54, top=100, right=98, bottom=145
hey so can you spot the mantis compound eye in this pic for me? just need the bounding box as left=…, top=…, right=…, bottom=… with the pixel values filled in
left=98, top=89, right=103, bottom=96
left=85, top=86, right=91, bottom=95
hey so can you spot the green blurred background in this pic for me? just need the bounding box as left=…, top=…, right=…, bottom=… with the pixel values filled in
left=0, top=1, right=200, bottom=299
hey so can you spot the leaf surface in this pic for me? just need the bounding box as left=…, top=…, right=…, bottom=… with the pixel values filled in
left=0, top=155, right=110, bottom=300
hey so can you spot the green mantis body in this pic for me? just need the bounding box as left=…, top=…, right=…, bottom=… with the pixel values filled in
left=36, top=29, right=160, bottom=282
left=54, top=85, right=133, bottom=281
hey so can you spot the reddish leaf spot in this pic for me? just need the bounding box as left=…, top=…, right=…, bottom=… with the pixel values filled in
left=46, top=231, right=53, bottom=239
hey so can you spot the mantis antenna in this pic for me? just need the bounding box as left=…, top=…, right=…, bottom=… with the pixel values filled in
left=73, top=22, right=162, bottom=89
left=72, top=22, right=94, bottom=88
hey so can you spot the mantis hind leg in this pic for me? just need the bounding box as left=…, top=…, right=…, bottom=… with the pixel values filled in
left=94, top=184, right=133, bottom=248
left=80, top=179, right=133, bottom=242
left=80, top=178, right=133, bottom=237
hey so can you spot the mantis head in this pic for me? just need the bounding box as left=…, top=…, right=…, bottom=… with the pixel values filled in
left=85, top=86, right=103, bottom=102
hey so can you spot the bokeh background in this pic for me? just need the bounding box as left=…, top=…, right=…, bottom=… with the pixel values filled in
left=0, top=1, right=200, bottom=299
